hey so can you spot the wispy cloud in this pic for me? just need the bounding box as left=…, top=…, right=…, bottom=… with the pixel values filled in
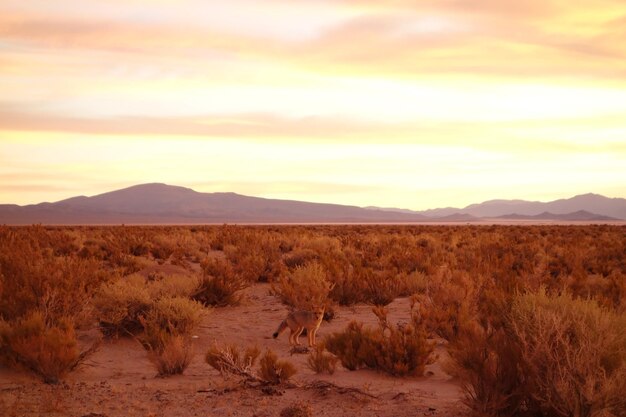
left=1, top=0, right=625, bottom=207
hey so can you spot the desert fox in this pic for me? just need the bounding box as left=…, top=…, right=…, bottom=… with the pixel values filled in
left=272, top=307, right=325, bottom=347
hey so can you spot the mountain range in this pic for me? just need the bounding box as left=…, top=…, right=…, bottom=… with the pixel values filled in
left=0, top=183, right=624, bottom=224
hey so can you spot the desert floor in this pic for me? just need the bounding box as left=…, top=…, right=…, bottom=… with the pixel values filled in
left=0, top=264, right=467, bottom=417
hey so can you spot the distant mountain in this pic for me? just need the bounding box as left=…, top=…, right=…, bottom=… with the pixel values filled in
left=495, top=210, right=618, bottom=221
left=418, top=193, right=626, bottom=219
left=0, top=183, right=433, bottom=225
left=0, top=184, right=623, bottom=224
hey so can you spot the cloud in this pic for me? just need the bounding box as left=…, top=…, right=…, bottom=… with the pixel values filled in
left=1, top=1, right=625, bottom=82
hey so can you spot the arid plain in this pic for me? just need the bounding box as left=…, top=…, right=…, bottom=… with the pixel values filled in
left=1, top=225, right=624, bottom=417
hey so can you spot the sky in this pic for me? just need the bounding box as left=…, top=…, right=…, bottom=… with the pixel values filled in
left=1, top=0, right=626, bottom=210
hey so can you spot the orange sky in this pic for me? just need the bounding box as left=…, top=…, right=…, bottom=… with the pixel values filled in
left=1, top=0, right=625, bottom=209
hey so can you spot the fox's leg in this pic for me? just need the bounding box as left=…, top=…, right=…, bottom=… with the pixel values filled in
left=309, top=328, right=317, bottom=347
left=293, top=327, right=304, bottom=345
left=288, top=328, right=296, bottom=345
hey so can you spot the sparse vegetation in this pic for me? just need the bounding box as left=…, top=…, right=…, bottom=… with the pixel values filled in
left=206, top=344, right=296, bottom=385
left=0, top=312, right=79, bottom=384
left=306, top=342, right=338, bottom=374
left=193, top=257, right=247, bottom=306
left=272, top=262, right=333, bottom=310
left=445, top=289, right=626, bottom=417
left=205, top=343, right=261, bottom=377
left=0, top=223, right=624, bottom=407
left=258, top=349, right=297, bottom=385
left=148, top=334, right=194, bottom=376
left=325, top=307, right=434, bottom=376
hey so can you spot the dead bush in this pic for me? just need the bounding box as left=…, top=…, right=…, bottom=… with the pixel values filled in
left=325, top=307, right=434, bottom=376
left=0, top=312, right=79, bottom=384
left=259, top=349, right=297, bottom=385
left=272, top=262, right=333, bottom=310
left=206, top=344, right=295, bottom=385
left=205, top=343, right=261, bottom=377
left=306, top=342, right=338, bottom=375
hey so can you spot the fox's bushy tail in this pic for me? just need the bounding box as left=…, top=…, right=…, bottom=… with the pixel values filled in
left=273, top=320, right=288, bottom=338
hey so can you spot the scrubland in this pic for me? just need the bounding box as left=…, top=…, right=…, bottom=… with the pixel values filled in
left=0, top=224, right=624, bottom=417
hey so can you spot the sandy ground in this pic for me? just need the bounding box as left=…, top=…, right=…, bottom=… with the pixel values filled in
left=0, top=274, right=467, bottom=417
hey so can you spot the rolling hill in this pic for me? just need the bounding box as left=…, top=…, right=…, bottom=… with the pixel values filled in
left=0, top=183, right=623, bottom=224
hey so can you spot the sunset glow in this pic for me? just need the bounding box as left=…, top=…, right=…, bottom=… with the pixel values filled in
left=1, top=0, right=625, bottom=208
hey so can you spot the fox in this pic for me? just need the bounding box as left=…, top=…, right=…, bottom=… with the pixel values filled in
left=272, top=307, right=325, bottom=347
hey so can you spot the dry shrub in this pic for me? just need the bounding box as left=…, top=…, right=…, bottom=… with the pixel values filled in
left=140, top=296, right=204, bottom=347
left=509, top=290, right=626, bottom=417
left=222, top=231, right=285, bottom=283
left=0, top=312, right=79, bottom=384
left=259, top=349, right=297, bottom=384
left=147, top=334, right=194, bottom=376
left=148, top=274, right=199, bottom=299
left=358, top=268, right=424, bottom=306
left=416, top=269, right=480, bottom=342
left=93, top=275, right=151, bottom=336
left=445, top=322, right=524, bottom=417
left=272, top=262, right=333, bottom=310
left=206, top=344, right=294, bottom=385
left=0, top=243, right=106, bottom=325
left=193, top=258, right=248, bottom=306
left=150, top=235, right=177, bottom=261
left=447, top=289, right=626, bottom=417
left=283, top=248, right=319, bottom=269
left=325, top=307, right=434, bottom=376
left=0, top=227, right=106, bottom=382
left=306, top=342, right=338, bottom=375
left=205, top=343, right=261, bottom=376
left=280, top=401, right=313, bottom=417
left=140, top=297, right=203, bottom=376
left=324, top=321, right=370, bottom=371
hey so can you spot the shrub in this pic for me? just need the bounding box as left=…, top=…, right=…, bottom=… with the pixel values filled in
left=325, top=308, right=434, bottom=376
left=283, top=248, right=319, bottom=269
left=447, top=289, right=626, bottom=417
left=140, top=297, right=203, bottom=376
left=206, top=345, right=295, bottom=385
left=193, top=258, right=248, bottom=307
left=509, top=289, right=626, bottom=417
left=147, top=274, right=200, bottom=299
left=258, top=349, right=297, bottom=385
left=445, top=322, right=525, bottom=417
left=147, top=334, right=194, bottom=376
left=306, top=343, right=338, bottom=374
left=140, top=296, right=204, bottom=348
left=0, top=239, right=107, bottom=325
left=93, top=275, right=151, bottom=337
left=205, top=343, right=261, bottom=377
left=272, top=262, right=333, bottom=310
left=415, top=269, right=479, bottom=342
left=0, top=312, right=79, bottom=384
left=324, top=321, right=370, bottom=371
